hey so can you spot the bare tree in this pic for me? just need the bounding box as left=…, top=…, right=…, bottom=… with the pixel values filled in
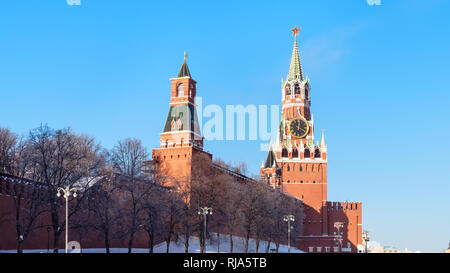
left=207, top=173, right=231, bottom=253
left=190, top=152, right=217, bottom=253
left=173, top=176, right=194, bottom=253
left=142, top=187, right=165, bottom=253
left=84, top=171, right=122, bottom=253
left=161, top=189, right=182, bottom=253
left=232, top=161, right=248, bottom=176
left=269, top=192, right=304, bottom=253
left=27, top=125, right=105, bottom=253
left=110, top=138, right=153, bottom=253
left=240, top=183, right=262, bottom=253
left=223, top=181, right=244, bottom=253
left=0, top=128, right=17, bottom=174
left=0, top=128, right=50, bottom=253
left=111, top=138, right=148, bottom=178
left=264, top=192, right=284, bottom=253
left=252, top=185, right=272, bottom=253
left=10, top=176, right=49, bottom=253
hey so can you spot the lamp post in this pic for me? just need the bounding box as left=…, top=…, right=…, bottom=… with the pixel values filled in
left=334, top=222, right=344, bottom=253
left=56, top=186, right=77, bottom=253
left=198, top=207, right=212, bottom=253
left=283, top=215, right=295, bottom=253
left=362, top=230, right=370, bottom=253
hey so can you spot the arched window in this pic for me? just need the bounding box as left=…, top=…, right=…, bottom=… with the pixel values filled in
left=295, top=84, right=301, bottom=95
left=304, top=149, right=311, bottom=159
left=287, top=165, right=290, bottom=171
left=285, top=85, right=291, bottom=96
left=177, top=83, right=184, bottom=97
left=300, top=165, right=303, bottom=172
left=292, top=149, right=298, bottom=158
left=315, top=148, right=321, bottom=158
left=282, top=148, right=288, bottom=158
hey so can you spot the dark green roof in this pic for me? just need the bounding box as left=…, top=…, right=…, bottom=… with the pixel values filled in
left=163, top=104, right=201, bottom=135
left=177, top=60, right=191, bottom=78
left=264, top=148, right=277, bottom=169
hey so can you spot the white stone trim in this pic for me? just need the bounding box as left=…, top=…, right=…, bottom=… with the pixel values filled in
left=278, top=158, right=327, bottom=163
left=169, top=101, right=195, bottom=106
left=282, top=102, right=310, bottom=109
left=160, top=130, right=203, bottom=138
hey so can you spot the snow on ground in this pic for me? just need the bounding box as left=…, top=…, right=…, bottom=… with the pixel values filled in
left=0, top=233, right=303, bottom=253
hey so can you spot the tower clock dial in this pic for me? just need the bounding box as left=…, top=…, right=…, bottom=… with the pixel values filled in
left=289, top=118, right=309, bottom=138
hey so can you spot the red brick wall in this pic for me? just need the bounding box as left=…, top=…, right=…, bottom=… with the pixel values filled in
left=327, top=201, right=362, bottom=252
left=280, top=162, right=327, bottom=236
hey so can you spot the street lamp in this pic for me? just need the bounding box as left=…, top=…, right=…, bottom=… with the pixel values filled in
left=198, top=207, right=212, bottom=253
left=56, top=186, right=77, bottom=253
left=362, top=230, right=370, bottom=253
left=334, top=222, right=344, bottom=253
left=283, top=215, right=295, bottom=253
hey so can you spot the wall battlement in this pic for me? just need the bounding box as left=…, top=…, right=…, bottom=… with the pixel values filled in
left=326, top=201, right=362, bottom=211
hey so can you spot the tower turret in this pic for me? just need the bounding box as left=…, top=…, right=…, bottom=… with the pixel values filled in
left=160, top=53, right=203, bottom=149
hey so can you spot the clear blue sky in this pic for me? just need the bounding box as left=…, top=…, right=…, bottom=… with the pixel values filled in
left=0, top=0, right=449, bottom=252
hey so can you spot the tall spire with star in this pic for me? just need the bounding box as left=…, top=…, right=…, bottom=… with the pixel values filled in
left=288, top=26, right=304, bottom=82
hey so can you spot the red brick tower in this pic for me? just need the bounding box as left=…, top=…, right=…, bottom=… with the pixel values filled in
left=152, top=53, right=211, bottom=185
left=260, top=27, right=362, bottom=253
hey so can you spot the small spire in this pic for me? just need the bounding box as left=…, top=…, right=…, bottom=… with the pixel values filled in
left=177, top=52, right=191, bottom=78
left=321, top=130, right=326, bottom=148
left=264, top=145, right=277, bottom=169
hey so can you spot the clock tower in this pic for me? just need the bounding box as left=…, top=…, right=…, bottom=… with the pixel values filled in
left=260, top=27, right=362, bottom=252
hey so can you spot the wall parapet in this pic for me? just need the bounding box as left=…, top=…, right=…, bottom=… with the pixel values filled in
left=326, top=201, right=362, bottom=211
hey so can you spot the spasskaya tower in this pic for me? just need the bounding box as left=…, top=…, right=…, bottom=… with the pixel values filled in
left=260, top=27, right=363, bottom=253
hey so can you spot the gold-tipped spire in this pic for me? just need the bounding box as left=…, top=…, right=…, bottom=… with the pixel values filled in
left=177, top=52, right=191, bottom=78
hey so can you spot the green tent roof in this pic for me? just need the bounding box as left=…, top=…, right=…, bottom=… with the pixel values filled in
left=264, top=148, right=277, bottom=169
left=177, top=59, right=191, bottom=78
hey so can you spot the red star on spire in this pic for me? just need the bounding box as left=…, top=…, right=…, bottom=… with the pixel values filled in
left=291, top=26, right=301, bottom=37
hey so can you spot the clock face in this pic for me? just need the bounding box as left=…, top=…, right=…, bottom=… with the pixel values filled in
left=289, top=118, right=309, bottom=138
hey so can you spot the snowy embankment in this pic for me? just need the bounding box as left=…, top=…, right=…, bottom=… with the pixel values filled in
left=0, top=233, right=303, bottom=253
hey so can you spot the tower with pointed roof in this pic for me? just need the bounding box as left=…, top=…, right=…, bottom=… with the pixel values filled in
left=161, top=53, right=203, bottom=150
left=151, top=54, right=211, bottom=186
left=260, top=27, right=362, bottom=253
